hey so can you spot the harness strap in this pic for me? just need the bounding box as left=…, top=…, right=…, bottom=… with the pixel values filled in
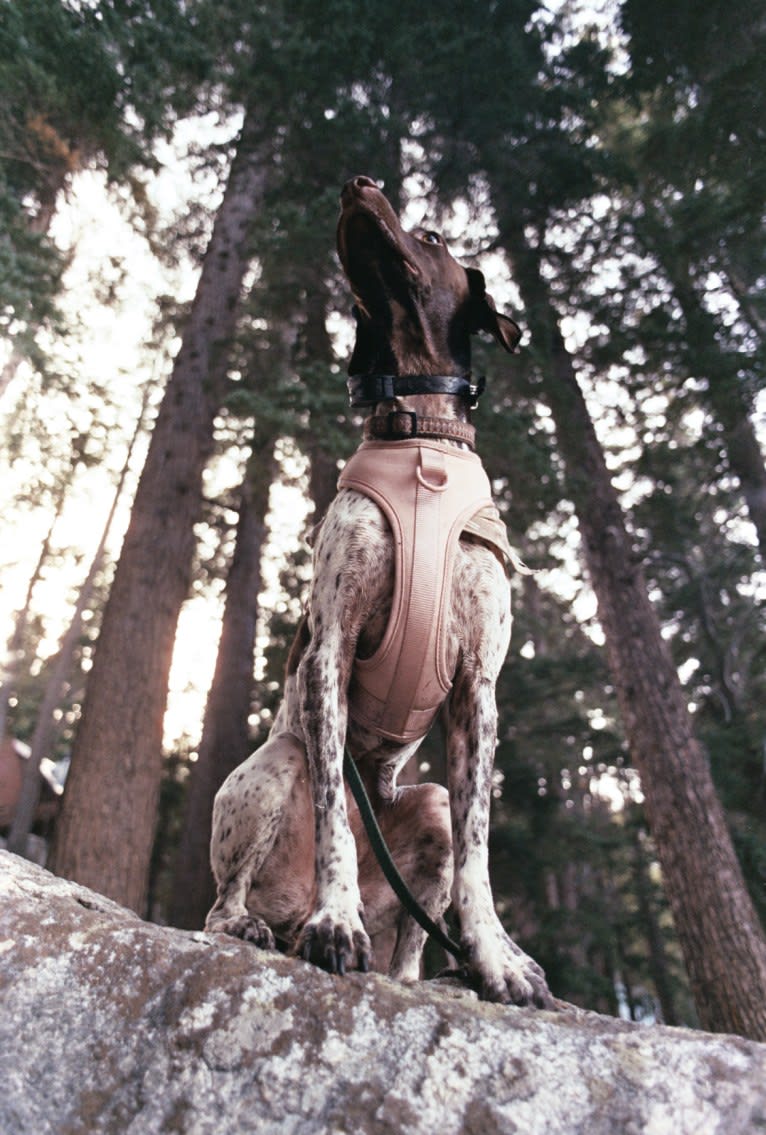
left=343, top=747, right=465, bottom=963
left=339, top=440, right=494, bottom=743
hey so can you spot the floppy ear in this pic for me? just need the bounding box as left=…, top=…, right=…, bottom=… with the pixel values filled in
left=347, top=304, right=377, bottom=373
left=466, top=267, right=522, bottom=354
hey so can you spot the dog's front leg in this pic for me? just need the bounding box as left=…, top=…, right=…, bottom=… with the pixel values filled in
left=296, top=623, right=372, bottom=975
left=447, top=665, right=552, bottom=1007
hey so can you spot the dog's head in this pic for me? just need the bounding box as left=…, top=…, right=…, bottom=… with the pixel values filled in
left=337, top=175, right=521, bottom=377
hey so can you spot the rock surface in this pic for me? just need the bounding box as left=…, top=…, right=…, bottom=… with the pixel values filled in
left=1, top=850, right=765, bottom=1135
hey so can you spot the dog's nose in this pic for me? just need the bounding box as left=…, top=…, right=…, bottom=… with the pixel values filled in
left=341, top=175, right=379, bottom=203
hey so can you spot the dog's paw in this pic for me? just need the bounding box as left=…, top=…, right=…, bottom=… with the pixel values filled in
left=207, top=913, right=276, bottom=951
left=296, top=910, right=372, bottom=976
left=467, top=934, right=553, bottom=1009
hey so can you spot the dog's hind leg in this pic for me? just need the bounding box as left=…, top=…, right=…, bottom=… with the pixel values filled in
left=205, top=730, right=305, bottom=947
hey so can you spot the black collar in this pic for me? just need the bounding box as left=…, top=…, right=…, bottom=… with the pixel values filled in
left=347, top=373, right=486, bottom=409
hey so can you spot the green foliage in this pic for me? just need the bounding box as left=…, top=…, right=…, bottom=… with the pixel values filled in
left=0, top=1, right=114, bottom=330
left=0, top=191, right=63, bottom=338
left=0, top=0, right=210, bottom=353
left=630, top=429, right=766, bottom=917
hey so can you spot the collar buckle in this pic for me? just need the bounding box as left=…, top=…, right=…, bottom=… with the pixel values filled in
left=387, top=410, right=418, bottom=438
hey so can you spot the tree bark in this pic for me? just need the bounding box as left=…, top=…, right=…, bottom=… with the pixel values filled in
left=49, top=111, right=269, bottom=914
left=169, top=438, right=276, bottom=929
left=308, top=444, right=340, bottom=523
left=6, top=387, right=150, bottom=855
left=501, top=217, right=766, bottom=1041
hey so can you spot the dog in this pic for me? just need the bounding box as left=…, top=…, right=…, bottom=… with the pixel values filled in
left=205, top=176, right=552, bottom=1007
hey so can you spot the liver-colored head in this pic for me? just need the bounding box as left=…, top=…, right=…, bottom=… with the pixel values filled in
left=337, top=175, right=521, bottom=377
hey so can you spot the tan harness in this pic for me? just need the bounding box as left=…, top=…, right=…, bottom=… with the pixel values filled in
left=338, top=438, right=525, bottom=744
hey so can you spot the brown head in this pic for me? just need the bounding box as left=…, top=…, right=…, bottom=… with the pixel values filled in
left=336, top=175, right=521, bottom=379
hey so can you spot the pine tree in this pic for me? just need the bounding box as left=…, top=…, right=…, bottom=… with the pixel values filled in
left=500, top=216, right=766, bottom=1039
left=6, top=386, right=151, bottom=856
left=169, top=432, right=278, bottom=929
left=0, top=0, right=208, bottom=393
left=377, top=0, right=766, bottom=1037
left=50, top=110, right=270, bottom=912
left=614, top=0, right=766, bottom=554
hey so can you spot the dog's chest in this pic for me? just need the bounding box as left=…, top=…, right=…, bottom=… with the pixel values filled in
left=336, top=440, right=495, bottom=743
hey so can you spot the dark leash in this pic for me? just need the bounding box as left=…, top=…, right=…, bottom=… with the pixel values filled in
left=343, top=747, right=466, bottom=964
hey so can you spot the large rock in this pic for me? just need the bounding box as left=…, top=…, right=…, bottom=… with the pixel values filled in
left=1, top=850, right=764, bottom=1134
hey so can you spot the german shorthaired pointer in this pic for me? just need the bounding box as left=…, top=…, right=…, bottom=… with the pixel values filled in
left=205, top=176, right=552, bottom=1007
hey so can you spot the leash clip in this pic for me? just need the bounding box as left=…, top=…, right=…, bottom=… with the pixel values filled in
left=468, top=375, right=486, bottom=410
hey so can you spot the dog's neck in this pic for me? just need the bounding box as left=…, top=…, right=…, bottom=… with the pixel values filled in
left=377, top=392, right=469, bottom=422
left=348, top=370, right=482, bottom=447
left=361, top=392, right=477, bottom=449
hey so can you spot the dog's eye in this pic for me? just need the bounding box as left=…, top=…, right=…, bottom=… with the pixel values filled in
left=421, top=231, right=442, bottom=245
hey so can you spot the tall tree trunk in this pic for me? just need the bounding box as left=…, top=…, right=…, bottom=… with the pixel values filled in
left=501, top=216, right=766, bottom=1041
left=0, top=483, right=67, bottom=740
left=49, top=112, right=269, bottom=914
left=169, top=436, right=276, bottom=929
left=673, top=275, right=766, bottom=562
left=640, top=212, right=766, bottom=560
left=6, top=387, right=150, bottom=855
left=299, top=271, right=344, bottom=522
left=308, top=445, right=340, bottom=524
left=632, top=827, right=680, bottom=1027
left=0, top=355, right=22, bottom=404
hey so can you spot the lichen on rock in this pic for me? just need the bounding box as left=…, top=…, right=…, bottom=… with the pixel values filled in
left=1, top=850, right=765, bottom=1134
